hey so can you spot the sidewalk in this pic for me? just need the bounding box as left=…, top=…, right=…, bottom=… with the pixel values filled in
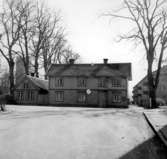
left=143, top=108, right=167, bottom=147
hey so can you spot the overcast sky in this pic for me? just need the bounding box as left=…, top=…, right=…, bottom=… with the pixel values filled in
left=45, top=0, right=148, bottom=97
left=0, top=0, right=149, bottom=98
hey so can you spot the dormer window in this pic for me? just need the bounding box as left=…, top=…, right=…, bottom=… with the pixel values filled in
left=55, top=78, right=64, bottom=87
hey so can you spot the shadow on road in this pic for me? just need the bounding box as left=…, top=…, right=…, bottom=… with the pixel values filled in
left=119, top=126, right=167, bottom=159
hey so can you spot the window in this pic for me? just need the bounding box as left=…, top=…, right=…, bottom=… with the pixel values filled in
left=98, top=78, right=106, bottom=87
left=27, top=91, right=34, bottom=101
left=112, top=95, right=121, bottom=103
left=111, top=79, right=121, bottom=87
left=27, top=91, right=30, bottom=100
left=16, top=91, right=21, bottom=100
left=55, top=78, right=64, bottom=87
left=55, top=91, right=64, bottom=102
left=77, top=92, right=86, bottom=103
left=30, top=91, right=34, bottom=101
left=23, top=83, right=29, bottom=89
left=19, top=91, right=24, bottom=100
left=77, top=78, right=87, bottom=87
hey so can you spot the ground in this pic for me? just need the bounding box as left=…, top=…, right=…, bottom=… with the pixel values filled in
left=0, top=105, right=166, bottom=159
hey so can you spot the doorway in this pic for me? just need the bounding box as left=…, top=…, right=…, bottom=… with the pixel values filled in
left=98, top=91, right=108, bottom=107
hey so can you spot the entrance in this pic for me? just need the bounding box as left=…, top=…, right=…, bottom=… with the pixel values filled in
left=98, top=91, right=108, bottom=107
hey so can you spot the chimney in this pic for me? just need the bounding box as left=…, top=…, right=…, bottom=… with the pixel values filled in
left=103, top=58, right=108, bottom=64
left=30, top=73, right=34, bottom=77
left=69, top=58, right=75, bottom=64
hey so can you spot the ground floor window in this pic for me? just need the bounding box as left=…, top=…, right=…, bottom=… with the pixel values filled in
left=55, top=91, right=64, bottom=102
left=16, top=91, right=21, bottom=100
left=112, top=95, right=121, bottom=103
left=77, top=91, right=86, bottom=103
left=16, top=91, right=23, bottom=101
left=16, top=90, right=35, bottom=101
left=27, top=90, right=35, bottom=101
left=20, top=91, right=24, bottom=101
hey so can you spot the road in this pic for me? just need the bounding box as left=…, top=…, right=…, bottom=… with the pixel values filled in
left=0, top=105, right=166, bottom=159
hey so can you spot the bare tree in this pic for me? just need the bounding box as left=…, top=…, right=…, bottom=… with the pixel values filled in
left=41, top=29, right=80, bottom=79
left=12, top=0, right=79, bottom=80
left=105, top=0, right=167, bottom=108
left=30, top=2, right=60, bottom=77
left=60, top=46, right=80, bottom=64
left=0, top=0, right=25, bottom=96
left=16, top=0, right=35, bottom=75
left=42, top=28, right=65, bottom=79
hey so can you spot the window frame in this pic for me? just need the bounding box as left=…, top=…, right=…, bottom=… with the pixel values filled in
left=23, top=83, right=29, bottom=89
left=55, top=78, right=64, bottom=87
left=112, top=94, right=121, bottom=103
left=77, top=91, right=87, bottom=103
left=111, top=79, right=121, bottom=88
left=55, top=91, right=64, bottom=102
left=77, top=78, right=87, bottom=87
left=98, top=78, right=106, bottom=88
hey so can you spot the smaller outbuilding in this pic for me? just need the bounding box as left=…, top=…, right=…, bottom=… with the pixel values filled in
left=133, top=65, right=167, bottom=107
left=14, top=75, right=49, bottom=105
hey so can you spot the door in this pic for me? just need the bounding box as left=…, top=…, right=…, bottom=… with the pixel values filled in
left=98, top=91, right=108, bottom=107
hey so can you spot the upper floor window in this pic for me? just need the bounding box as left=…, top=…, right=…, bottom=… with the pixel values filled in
left=98, top=78, right=106, bottom=88
left=55, top=78, right=64, bottom=87
left=77, top=78, right=87, bottom=87
left=111, top=79, right=121, bottom=87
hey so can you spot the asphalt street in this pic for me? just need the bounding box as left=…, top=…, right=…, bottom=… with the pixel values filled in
left=0, top=105, right=166, bottom=159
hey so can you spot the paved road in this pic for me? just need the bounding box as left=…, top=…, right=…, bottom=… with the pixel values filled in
left=0, top=105, right=166, bottom=159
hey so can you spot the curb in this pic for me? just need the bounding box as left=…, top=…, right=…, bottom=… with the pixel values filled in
left=143, top=112, right=167, bottom=147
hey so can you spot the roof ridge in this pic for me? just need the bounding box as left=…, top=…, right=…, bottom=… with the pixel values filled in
left=26, top=75, right=48, bottom=90
left=48, top=63, right=131, bottom=80
left=133, top=65, right=167, bottom=88
left=27, top=75, right=48, bottom=81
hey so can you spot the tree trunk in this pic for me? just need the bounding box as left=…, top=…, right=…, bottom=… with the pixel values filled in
left=34, top=57, right=39, bottom=77
left=25, top=35, right=29, bottom=75
left=34, top=50, right=39, bottom=77
left=147, top=61, right=157, bottom=108
left=149, top=88, right=157, bottom=108
left=44, top=65, right=48, bottom=80
left=9, top=60, right=15, bottom=96
left=24, top=62, right=29, bottom=75
left=44, top=57, right=48, bottom=80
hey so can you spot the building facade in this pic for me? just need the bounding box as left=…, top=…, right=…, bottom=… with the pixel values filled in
left=47, top=59, right=132, bottom=107
left=14, top=75, right=49, bottom=105
left=133, top=65, right=167, bottom=107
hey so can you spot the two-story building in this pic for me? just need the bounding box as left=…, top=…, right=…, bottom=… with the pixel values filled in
left=47, top=59, right=132, bottom=107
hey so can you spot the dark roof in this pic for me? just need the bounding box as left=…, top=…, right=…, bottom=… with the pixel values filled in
left=15, top=75, right=48, bottom=90
left=47, top=63, right=132, bottom=80
left=27, top=75, right=48, bottom=90
left=133, top=65, right=167, bottom=89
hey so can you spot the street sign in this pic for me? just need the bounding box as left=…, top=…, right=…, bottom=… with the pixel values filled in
left=86, top=89, right=91, bottom=95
